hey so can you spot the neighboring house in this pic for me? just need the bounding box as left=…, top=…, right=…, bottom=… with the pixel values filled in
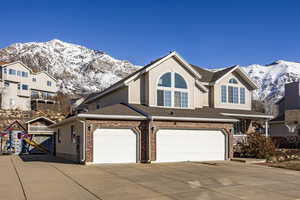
left=0, top=61, right=58, bottom=110
left=51, top=51, right=272, bottom=164
left=270, top=82, right=300, bottom=142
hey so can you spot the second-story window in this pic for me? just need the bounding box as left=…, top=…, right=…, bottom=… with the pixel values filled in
left=22, top=71, right=28, bottom=77
left=22, top=84, right=28, bottom=90
left=9, top=69, right=16, bottom=75
left=3, top=68, right=7, bottom=74
left=240, top=88, right=245, bottom=104
left=47, top=81, right=52, bottom=86
left=221, top=85, right=227, bottom=103
left=157, top=72, right=188, bottom=108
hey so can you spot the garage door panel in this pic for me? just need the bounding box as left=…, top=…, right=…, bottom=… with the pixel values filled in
left=156, top=129, right=226, bottom=162
left=93, top=128, right=137, bottom=164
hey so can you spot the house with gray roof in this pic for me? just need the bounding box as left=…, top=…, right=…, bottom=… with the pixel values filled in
left=51, top=51, right=272, bottom=164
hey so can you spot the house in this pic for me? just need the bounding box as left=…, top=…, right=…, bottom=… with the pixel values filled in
left=50, top=51, right=272, bottom=164
left=0, top=61, right=58, bottom=111
left=269, top=82, right=300, bottom=146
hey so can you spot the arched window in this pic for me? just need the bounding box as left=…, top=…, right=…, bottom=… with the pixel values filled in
left=158, top=72, right=171, bottom=87
left=175, top=73, right=187, bottom=89
left=157, top=72, right=188, bottom=108
left=229, top=78, right=238, bottom=84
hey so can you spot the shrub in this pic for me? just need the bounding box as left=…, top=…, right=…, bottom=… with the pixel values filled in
left=238, top=132, right=276, bottom=159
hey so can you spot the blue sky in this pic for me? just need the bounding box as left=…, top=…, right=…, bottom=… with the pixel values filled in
left=1, top=0, right=300, bottom=68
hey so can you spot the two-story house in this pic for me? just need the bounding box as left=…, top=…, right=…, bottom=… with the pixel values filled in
left=270, top=82, right=300, bottom=140
left=0, top=61, right=58, bottom=110
left=51, top=51, right=272, bottom=164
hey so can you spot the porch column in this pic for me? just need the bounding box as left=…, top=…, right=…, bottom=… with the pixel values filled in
left=265, top=120, right=269, bottom=137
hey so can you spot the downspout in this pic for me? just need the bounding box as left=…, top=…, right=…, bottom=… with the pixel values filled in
left=78, top=120, right=86, bottom=163
left=148, top=116, right=153, bottom=163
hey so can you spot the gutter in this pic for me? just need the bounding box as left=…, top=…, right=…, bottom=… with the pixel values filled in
left=49, top=114, right=147, bottom=128
left=151, top=116, right=238, bottom=122
left=221, top=113, right=273, bottom=119
left=78, top=120, right=86, bottom=163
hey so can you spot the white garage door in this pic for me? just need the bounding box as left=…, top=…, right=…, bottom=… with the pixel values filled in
left=93, top=128, right=137, bottom=164
left=156, top=129, right=226, bottom=162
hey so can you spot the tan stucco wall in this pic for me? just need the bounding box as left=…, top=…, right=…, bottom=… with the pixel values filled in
left=146, top=56, right=199, bottom=108
left=88, top=87, right=129, bottom=110
left=1, top=63, right=31, bottom=85
left=54, top=121, right=84, bottom=161
left=213, top=71, right=252, bottom=110
left=0, top=81, right=30, bottom=110
left=31, top=72, right=57, bottom=93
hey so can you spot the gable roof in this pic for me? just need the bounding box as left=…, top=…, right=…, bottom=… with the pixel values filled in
left=34, top=71, right=57, bottom=81
left=1, top=61, right=33, bottom=73
left=25, top=116, right=55, bottom=124
left=83, top=51, right=207, bottom=105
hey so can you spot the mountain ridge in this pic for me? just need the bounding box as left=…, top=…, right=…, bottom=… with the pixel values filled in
left=1, top=39, right=299, bottom=104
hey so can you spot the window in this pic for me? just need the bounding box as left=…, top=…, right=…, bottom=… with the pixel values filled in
left=229, top=78, right=238, bottom=84
left=228, top=86, right=233, bottom=103
left=157, top=90, right=172, bottom=107
left=4, top=81, right=9, bottom=87
left=9, top=69, right=16, bottom=75
left=3, top=68, right=7, bottom=74
left=22, top=71, right=28, bottom=77
left=32, top=77, right=36, bottom=82
left=22, top=84, right=28, bottom=90
left=17, top=71, right=21, bottom=76
left=70, top=125, right=76, bottom=143
left=158, top=72, right=171, bottom=87
left=47, top=81, right=52, bottom=86
left=221, top=85, right=227, bottom=103
left=175, top=73, right=187, bottom=89
left=157, top=72, right=188, bottom=108
left=233, top=120, right=248, bottom=135
left=233, top=87, right=239, bottom=104
left=57, top=129, right=61, bottom=143
left=17, top=84, right=20, bottom=90
left=174, top=91, right=188, bottom=107
left=96, top=104, right=101, bottom=109
left=240, top=88, right=245, bottom=104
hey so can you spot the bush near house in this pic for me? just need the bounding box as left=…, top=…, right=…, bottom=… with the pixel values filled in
left=234, top=132, right=276, bottom=159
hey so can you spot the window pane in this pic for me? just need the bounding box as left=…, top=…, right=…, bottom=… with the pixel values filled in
left=221, top=85, right=227, bottom=103
left=233, top=87, right=239, bottom=103
left=175, top=73, right=187, bottom=89
left=174, top=91, right=181, bottom=107
left=228, top=86, right=233, bottom=103
left=158, top=72, right=171, bottom=87
left=240, top=88, right=245, bottom=104
left=164, top=91, right=172, bottom=107
left=181, top=92, right=188, bottom=107
left=229, top=78, right=238, bottom=84
left=9, top=69, right=16, bottom=75
left=157, top=90, right=164, bottom=106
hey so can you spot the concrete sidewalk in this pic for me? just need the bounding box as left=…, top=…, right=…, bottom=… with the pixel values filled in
left=1, top=155, right=300, bottom=200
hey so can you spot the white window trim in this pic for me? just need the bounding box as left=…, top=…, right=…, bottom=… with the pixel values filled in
left=156, top=72, right=189, bottom=108
left=220, top=84, right=246, bottom=105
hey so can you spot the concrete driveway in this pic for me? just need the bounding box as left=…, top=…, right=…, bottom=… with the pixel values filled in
left=1, top=155, right=300, bottom=200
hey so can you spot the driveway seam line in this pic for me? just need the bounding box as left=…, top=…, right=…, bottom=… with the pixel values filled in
left=10, top=157, right=28, bottom=200
left=50, top=164, right=104, bottom=200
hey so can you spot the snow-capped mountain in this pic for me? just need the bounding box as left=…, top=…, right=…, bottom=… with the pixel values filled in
left=242, top=60, right=300, bottom=103
left=0, top=39, right=139, bottom=95
left=0, top=39, right=299, bottom=105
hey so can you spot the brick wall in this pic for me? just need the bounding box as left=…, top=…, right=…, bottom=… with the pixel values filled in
left=84, top=119, right=233, bottom=163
